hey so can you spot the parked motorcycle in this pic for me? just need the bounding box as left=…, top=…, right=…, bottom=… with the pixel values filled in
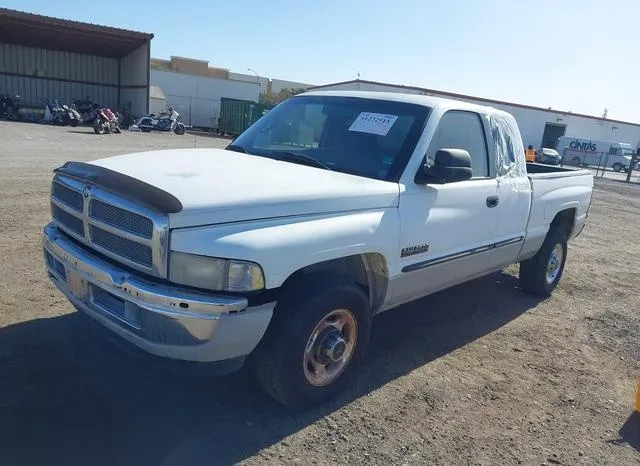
left=0, top=94, right=21, bottom=120
left=60, top=104, right=81, bottom=126
left=93, top=107, right=121, bottom=134
left=133, top=108, right=186, bottom=135
left=73, top=98, right=98, bottom=124
left=46, top=100, right=82, bottom=126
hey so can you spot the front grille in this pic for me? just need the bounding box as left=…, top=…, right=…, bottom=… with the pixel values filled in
left=50, top=175, right=166, bottom=276
left=90, top=199, right=153, bottom=239
left=52, top=204, right=84, bottom=237
left=52, top=182, right=83, bottom=212
left=90, top=225, right=153, bottom=267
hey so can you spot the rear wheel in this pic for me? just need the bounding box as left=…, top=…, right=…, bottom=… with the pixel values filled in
left=253, top=279, right=371, bottom=408
left=519, top=227, right=568, bottom=296
left=572, top=157, right=581, bottom=166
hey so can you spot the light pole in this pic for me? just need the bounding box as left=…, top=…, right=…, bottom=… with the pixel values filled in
left=247, top=68, right=260, bottom=88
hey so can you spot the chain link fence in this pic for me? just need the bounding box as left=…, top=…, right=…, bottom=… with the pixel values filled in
left=163, top=94, right=221, bottom=131
left=560, top=148, right=640, bottom=183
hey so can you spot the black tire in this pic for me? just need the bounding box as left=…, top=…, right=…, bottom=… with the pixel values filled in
left=612, top=163, right=622, bottom=172
left=70, top=119, right=78, bottom=127
left=93, top=119, right=104, bottom=134
left=572, top=157, right=581, bottom=166
left=519, top=227, right=568, bottom=296
left=253, top=278, right=371, bottom=408
left=174, top=123, right=186, bottom=135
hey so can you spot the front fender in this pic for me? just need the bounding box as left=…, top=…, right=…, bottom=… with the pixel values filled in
left=169, top=209, right=399, bottom=289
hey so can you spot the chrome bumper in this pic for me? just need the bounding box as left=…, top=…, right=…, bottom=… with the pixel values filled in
left=43, top=223, right=274, bottom=362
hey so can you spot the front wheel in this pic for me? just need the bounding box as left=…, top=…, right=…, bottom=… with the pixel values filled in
left=253, top=279, right=371, bottom=408
left=519, top=227, right=568, bottom=296
left=612, top=163, right=622, bottom=172
left=174, top=123, right=186, bottom=135
left=93, top=119, right=105, bottom=134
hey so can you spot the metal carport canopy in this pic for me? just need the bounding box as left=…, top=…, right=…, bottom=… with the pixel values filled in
left=0, top=8, right=153, bottom=58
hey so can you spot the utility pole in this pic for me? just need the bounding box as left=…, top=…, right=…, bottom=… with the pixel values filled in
left=626, top=148, right=638, bottom=182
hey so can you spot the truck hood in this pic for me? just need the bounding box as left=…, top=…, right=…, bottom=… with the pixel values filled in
left=90, top=148, right=400, bottom=228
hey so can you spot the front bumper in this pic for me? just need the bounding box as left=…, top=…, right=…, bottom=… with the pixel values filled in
left=43, top=223, right=274, bottom=363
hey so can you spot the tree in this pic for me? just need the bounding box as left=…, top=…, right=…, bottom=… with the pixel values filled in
left=260, top=88, right=306, bottom=106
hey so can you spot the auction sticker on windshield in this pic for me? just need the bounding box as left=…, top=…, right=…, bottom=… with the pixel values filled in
left=348, top=112, right=398, bottom=136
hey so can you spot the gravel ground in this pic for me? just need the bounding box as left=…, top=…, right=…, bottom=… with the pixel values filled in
left=0, top=121, right=639, bottom=466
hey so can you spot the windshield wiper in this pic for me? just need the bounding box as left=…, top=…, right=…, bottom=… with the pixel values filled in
left=226, top=144, right=250, bottom=154
left=272, top=151, right=332, bottom=171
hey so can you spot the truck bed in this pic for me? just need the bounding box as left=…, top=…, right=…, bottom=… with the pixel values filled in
left=525, top=162, right=590, bottom=178
left=518, top=163, right=593, bottom=262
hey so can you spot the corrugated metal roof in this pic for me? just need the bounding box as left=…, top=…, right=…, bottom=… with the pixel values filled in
left=309, top=79, right=640, bottom=128
left=0, top=8, right=153, bottom=58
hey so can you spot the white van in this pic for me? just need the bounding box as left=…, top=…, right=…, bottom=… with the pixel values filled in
left=556, top=137, right=636, bottom=172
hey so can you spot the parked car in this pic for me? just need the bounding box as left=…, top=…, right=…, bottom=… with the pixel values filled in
left=536, top=147, right=561, bottom=165
left=43, top=91, right=594, bottom=408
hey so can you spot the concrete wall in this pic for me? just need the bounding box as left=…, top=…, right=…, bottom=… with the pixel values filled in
left=228, top=72, right=270, bottom=93
left=119, top=43, right=149, bottom=116
left=151, top=69, right=259, bottom=128
left=315, top=81, right=640, bottom=149
left=0, top=42, right=118, bottom=108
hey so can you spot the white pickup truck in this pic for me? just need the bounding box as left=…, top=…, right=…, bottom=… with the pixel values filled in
left=43, top=91, right=593, bottom=407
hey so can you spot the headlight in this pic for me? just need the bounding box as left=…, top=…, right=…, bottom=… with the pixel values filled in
left=169, top=252, right=265, bottom=292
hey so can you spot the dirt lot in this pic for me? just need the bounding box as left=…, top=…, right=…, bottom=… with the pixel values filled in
left=1, top=121, right=639, bottom=466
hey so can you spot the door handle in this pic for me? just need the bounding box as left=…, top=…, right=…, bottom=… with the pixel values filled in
left=486, top=196, right=499, bottom=208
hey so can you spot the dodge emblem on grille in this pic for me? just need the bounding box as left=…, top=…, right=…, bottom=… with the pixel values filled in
left=82, top=185, right=92, bottom=199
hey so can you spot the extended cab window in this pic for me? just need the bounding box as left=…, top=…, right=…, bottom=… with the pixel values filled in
left=428, top=111, right=489, bottom=177
left=229, top=96, right=431, bottom=182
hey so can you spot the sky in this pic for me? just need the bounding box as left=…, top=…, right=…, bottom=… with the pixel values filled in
left=4, top=0, right=640, bottom=122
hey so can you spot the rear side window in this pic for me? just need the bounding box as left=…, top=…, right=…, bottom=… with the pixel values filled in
left=427, top=111, right=489, bottom=177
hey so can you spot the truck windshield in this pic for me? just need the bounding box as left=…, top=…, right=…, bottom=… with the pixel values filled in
left=621, top=148, right=634, bottom=156
left=228, top=95, right=431, bottom=182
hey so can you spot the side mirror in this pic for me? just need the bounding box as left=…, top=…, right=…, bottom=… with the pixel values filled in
left=415, top=149, right=473, bottom=184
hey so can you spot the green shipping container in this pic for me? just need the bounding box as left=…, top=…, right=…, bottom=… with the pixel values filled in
left=219, top=100, right=270, bottom=136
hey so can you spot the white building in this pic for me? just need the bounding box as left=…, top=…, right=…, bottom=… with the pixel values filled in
left=150, top=69, right=259, bottom=129
left=309, top=79, right=640, bottom=150
left=229, top=72, right=312, bottom=96
left=148, top=86, right=166, bottom=116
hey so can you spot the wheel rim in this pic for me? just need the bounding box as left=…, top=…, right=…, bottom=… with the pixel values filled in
left=303, top=309, right=357, bottom=387
left=546, top=243, right=564, bottom=285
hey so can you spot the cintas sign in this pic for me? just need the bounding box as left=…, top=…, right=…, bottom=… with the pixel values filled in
left=569, top=140, right=597, bottom=152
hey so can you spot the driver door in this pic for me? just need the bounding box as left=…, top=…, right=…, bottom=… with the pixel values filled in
left=390, top=110, right=501, bottom=307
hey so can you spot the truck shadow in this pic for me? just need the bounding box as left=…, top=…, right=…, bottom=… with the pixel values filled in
left=609, top=411, right=640, bottom=453
left=0, top=271, right=542, bottom=466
